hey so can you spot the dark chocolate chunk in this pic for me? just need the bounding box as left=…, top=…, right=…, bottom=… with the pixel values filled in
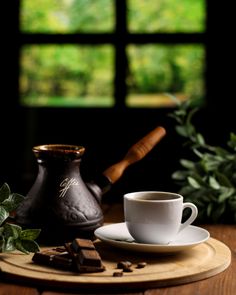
left=64, top=242, right=74, bottom=257
left=52, top=253, right=73, bottom=269
left=65, top=241, right=105, bottom=273
left=77, top=264, right=106, bottom=273
left=32, top=249, right=73, bottom=270
left=78, top=249, right=102, bottom=267
left=33, top=239, right=105, bottom=274
left=32, top=251, right=53, bottom=264
left=71, top=238, right=95, bottom=252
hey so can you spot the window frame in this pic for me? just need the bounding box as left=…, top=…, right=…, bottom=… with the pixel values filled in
left=18, top=0, right=207, bottom=109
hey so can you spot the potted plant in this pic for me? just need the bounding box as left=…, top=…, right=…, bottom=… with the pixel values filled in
left=169, top=98, right=236, bottom=223
left=0, top=183, right=40, bottom=253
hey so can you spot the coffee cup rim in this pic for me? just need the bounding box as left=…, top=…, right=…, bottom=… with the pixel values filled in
left=124, top=191, right=183, bottom=202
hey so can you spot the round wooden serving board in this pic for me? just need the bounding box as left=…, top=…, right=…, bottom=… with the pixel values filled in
left=0, top=238, right=231, bottom=291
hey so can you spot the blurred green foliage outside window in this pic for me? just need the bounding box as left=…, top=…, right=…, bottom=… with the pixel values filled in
left=21, top=0, right=114, bottom=33
left=128, top=0, right=205, bottom=32
left=127, top=45, right=205, bottom=107
left=20, top=45, right=114, bottom=107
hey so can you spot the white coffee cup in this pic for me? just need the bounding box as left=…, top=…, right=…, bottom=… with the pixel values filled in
left=124, top=191, right=198, bottom=244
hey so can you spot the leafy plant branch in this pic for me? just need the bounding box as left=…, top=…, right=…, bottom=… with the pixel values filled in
left=169, top=98, right=236, bottom=223
left=0, top=183, right=41, bottom=253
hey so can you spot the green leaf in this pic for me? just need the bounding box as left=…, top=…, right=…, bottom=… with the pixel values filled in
left=0, top=183, right=10, bottom=203
left=172, top=170, right=188, bottom=180
left=196, top=133, right=205, bottom=146
left=0, top=238, right=5, bottom=252
left=175, top=125, right=189, bottom=137
left=215, top=172, right=233, bottom=187
left=186, top=107, right=199, bottom=127
left=201, top=194, right=215, bottom=203
left=20, top=239, right=40, bottom=253
left=214, top=147, right=229, bottom=157
left=15, top=239, right=30, bottom=254
left=165, top=93, right=182, bottom=106
left=209, top=176, right=220, bottom=190
left=180, top=159, right=195, bottom=169
left=5, top=236, right=16, bottom=252
left=218, top=188, right=235, bottom=203
left=20, top=229, right=41, bottom=240
left=2, top=223, right=22, bottom=239
left=2, top=193, right=25, bottom=212
left=193, top=148, right=203, bottom=159
left=187, top=176, right=201, bottom=189
left=0, top=226, right=4, bottom=236
left=228, top=133, right=236, bottom=150
left=0, top=207, right=9, bottom=225
left=179, top=185, right=196, bottom=196
left=186, top=124, right=195, bottom=137
left=11, top=193, right=25, bottom=208
left=201, top=154, right=223, bottom=171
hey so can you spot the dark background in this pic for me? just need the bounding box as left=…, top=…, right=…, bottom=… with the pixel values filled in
left=0, top=1, right=235, bottom=203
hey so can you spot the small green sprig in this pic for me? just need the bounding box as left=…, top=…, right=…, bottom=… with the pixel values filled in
left=0, top=183, right=41, bottom=254
left=169, top=98, right=236, bottom=223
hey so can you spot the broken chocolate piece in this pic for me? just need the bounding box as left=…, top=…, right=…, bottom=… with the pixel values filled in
left=65, top=241, right=105, bottom=273
left=52, top=254, right=73, bottom=269
left=64, top=242, right=74, bottom=257
left=32, top=249, right=73, bottom=270
left=78, top=249, right=102, bottom=267
left=32, top=251, right=53, bottom=265
left=32, top=238, right=105, bottom=274
left=71, top=238, right=95, bottom=252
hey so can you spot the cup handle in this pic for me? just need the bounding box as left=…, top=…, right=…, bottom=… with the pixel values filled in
left=179, top=202, right=198, bottom=233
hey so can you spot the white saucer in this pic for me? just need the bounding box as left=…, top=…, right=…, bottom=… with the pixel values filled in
left=94, top=223, right=210, bottom=253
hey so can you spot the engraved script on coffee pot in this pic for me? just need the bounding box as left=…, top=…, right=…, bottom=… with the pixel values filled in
left=59, top=178, right=79, bottom=198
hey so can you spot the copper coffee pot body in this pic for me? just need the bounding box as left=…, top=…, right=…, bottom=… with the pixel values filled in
left=15, top=127, right=166, bottom=244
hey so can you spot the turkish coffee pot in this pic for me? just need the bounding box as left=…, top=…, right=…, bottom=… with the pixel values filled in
left=15, top=126, right=166, bottom=244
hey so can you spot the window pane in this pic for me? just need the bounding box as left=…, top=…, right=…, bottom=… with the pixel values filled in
left=20, top=45, right=114, bottom=107
left=20, top=0, right=114, bottom=33
left=126, top=45, right=205, bottom=107
left=128, top=0, right=205, bottom=33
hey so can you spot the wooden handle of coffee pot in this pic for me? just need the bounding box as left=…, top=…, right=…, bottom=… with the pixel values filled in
left=103, top=126, right=166, bottom=184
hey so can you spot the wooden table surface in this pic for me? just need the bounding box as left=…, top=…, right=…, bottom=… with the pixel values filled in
left=0, top=202, right=235, bottom=295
